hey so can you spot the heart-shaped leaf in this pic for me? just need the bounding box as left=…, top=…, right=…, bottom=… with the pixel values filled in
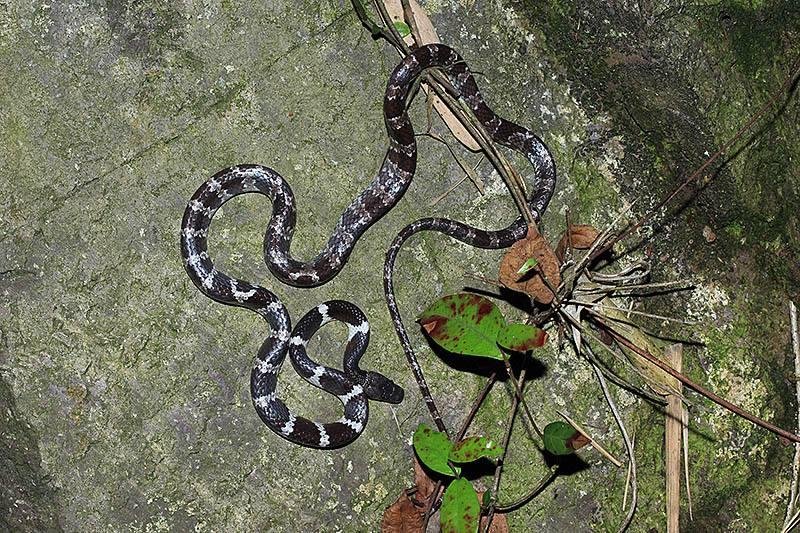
left=555, top=223, right=601, bottom=261
left=449, top=436, right=504, bottom=463
left=417, top=293, right=506, bottom=360
left=413, top=423, right=459, bottom=476
left=543, top=421, right=589, bottom=455
left=497, top=323, right=548, bottom=353
left=441, top=478, right=480, bottom=533
left=499, top=225, right=561, bottom=304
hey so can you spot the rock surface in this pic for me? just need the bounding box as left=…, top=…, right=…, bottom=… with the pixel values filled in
left=1, top=0, right=798, bottom=531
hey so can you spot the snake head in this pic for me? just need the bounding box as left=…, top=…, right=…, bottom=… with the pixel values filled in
left=362, top=371, right=404, bottom=404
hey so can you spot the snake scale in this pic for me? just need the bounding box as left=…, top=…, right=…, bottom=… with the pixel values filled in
left=180, top=44, right=556, bottom=449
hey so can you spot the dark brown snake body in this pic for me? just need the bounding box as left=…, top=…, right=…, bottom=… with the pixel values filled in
left=180, top=44, right=556, bottom=448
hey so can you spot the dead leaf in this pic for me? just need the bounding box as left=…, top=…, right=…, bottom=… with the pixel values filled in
left=555, top=224, right=601, bottom=262
left=476, top=492, right=509, bottom=533
left=381, top=458, right=437, bottom=532
left=382, top=0, right=481, bottom=151
left=566, top=431, right=591, bottom=451
left=381, top=492, right=425, bottom=533
left=702, top=225, right=716, bottom=243
left=499, top=225, right=561, bottom=304
left=413, top=457, right=436, bottom=501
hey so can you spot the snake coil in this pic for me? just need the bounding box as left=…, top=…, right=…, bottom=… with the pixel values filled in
left=180, top=44, right=556, bottom=448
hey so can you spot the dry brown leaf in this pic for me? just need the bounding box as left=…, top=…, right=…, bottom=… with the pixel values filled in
left=381, top=458, right=437, bottom=532
left=566, top=431, right=591, bottom=451
left=413, top=457, right=436, bottom=501
left=702, top=225, right=717, bottom=243
left=382, top=0, right=481, bottom=151
left=381, top=492, right=425, bottom=533
left=499, top=225, right=561, bottom=304
left=555, top=223, right=601, bottom=262
left=476, top=493, right=510, bottom=533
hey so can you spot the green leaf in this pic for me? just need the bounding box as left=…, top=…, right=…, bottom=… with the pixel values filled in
left=481, top=490, right=492, bottom=507
left=413, top=423, right=459, bottom=476
left=393, top=21, right=411, bottom=37
left=417, top=293, right=506, bottom=360
left=441, top=478, right=480, bottom=533
left=543, top=421, right=587, bottom=455
left=449, top=436, right=504, bottom=463
left=497, top=323, right=548, bottom=353
left=516, top=257, right=539, bottom=276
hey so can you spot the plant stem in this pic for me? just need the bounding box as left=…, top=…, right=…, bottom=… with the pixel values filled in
left=596, top=316, right=800, bottom=443
left=482, top=368, right=527, bottom=533
left=371, top=0, right=411, bottom=55
left=492, top=465, right=558, bottom=512
left=588, top=53, right=800, bottom=264
left=422, top=373, right=498, bottom=531
left=586, top=343, right=637, bottom=532
left=500, top=352, right=543, bottom=438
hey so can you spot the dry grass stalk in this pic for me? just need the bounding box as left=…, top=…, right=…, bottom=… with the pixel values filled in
left=665, top=344, right=683, bottom=533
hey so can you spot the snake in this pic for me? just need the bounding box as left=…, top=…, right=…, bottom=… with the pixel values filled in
left=180, top=43, right=556, bottom=449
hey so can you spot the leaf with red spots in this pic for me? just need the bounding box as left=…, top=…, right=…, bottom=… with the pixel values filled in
left=417, top=293, right=506, bottom=360
left=543, top=421, right=589, bottom=455
left=413, top=423, right=459, bottom=477
left=496, top=323, right=548, bottom=353
left=440, top=478, right=480, bottom=533
left=449, top=436, right=503, bottom=463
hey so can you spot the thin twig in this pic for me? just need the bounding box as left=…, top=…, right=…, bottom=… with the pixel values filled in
left=556, top=410, right=623, bottom=467
left=399, top=0, right=421, bottom=45
left=585, top=343, right=637, bottom=532
left=371, top=0, right=412, bottom=55
left=579, top=332, right=670, bottom=405
left=421, top=74, right=534, bottom=223
left=565, top=201, right=639, bottom=291
left=622, top=433, right=636, bottom=512
left=459, top=373, right=500, bottom=440
left=567, top=301, right=698, bottom=325
left=589, top=53, right=800, bottom=264
left=574, top=279, right=695, bottom=295
left=493, top=465, right=558, bottom=512
left=784, top=301, right=800, bottom=530
left=422, top=373, right=499, bottom=531
left=784, top=509, right=800, bottom=533
left=422, top=481, right=443, bottom=531
left=417, top=132, right=486, bottom=203
left=500, top=353, right=543, bottom=438
left=560, top=307, right=685, bottom=402
left=463, top=272, right=503, bottom=287
left=482, top=368, right=527, bottom=533
left=596, top=316, right=800, bottom=443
